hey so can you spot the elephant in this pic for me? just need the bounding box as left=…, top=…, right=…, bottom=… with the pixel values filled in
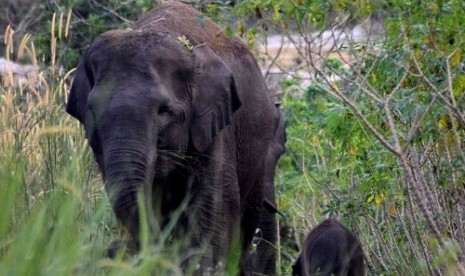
left=292, top=219, right=365, bottom=276
left=66, top=1, right=283, bottom=274
left=251, top=103, right=286, bottom=275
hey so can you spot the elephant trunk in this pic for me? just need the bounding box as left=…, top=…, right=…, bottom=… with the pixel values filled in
left=101, top=115, right=158, bottom=249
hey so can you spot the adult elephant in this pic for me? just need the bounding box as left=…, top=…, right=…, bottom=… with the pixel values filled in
left=66, top=1, right=281, bottom=275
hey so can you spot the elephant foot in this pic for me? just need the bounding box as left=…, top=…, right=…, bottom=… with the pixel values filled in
left=106, top=239, right=140, bottom=259
left=179, top=248, right=227, bottom=275
left=106, top=240, right=125, bottom=259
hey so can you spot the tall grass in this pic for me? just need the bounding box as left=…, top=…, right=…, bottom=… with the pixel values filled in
left=2, top=12, right=102, bottom=274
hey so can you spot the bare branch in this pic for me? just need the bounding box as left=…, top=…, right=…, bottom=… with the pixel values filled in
left=411, top=54, right=465, bottom=127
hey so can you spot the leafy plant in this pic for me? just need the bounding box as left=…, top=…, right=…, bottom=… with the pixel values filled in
left=233, top=0, right=465, bottom=274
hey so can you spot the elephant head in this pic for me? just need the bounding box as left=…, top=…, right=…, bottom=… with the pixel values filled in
left=292, top=219, right=365, bottom=276
left=66, top=30, right=241, bottom=252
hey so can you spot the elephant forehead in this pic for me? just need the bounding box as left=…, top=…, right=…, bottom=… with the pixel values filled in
left=89, top=31, right=192, bottom=77
left=100, top=29, right=168, bottom=48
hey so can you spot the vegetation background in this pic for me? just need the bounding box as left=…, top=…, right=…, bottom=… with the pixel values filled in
left=1, top=0, right=464, bottom=275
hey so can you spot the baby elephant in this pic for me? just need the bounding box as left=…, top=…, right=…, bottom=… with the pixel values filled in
left=293, top=219, right=365, bottom=276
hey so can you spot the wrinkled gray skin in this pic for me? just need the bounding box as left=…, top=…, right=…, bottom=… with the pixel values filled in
left=292, top=219, right=365, bottom=276
left=66, top=2, right=282, bottom=275
left=251, top=103, right=286, bottom=275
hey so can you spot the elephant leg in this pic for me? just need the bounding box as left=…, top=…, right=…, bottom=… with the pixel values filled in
left=183, top=159, right=242, bottom=274
left=185, top=188, right=241, bottom=273
left=255, top=203, right=277, bottom=275
left=248, top=179, right=278, bottom=275
left=239, top=179, right=264, bottom=275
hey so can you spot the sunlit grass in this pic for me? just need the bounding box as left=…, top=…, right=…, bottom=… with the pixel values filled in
left=1, top=12, right=110, bottom=275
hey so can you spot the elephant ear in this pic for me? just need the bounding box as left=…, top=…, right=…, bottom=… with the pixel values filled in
left=66, top=56, right=93, bottom=124
left=190, top=45, right=241, bottom=152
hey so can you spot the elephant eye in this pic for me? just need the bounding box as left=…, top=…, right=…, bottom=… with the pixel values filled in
left=157, top=105, right=176, bottom=129
left=158, top=105, right=173, bottom=116
left=157, top=104, right=185, bottom=126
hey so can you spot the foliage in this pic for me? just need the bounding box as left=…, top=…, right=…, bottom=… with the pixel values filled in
left=240, top=0, right=465, bottom=274
left=2, top=0, right=465, bottom=275
left=178, top=35, right=194, bottom=51
left=1, top=0, right=157, bottom=69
